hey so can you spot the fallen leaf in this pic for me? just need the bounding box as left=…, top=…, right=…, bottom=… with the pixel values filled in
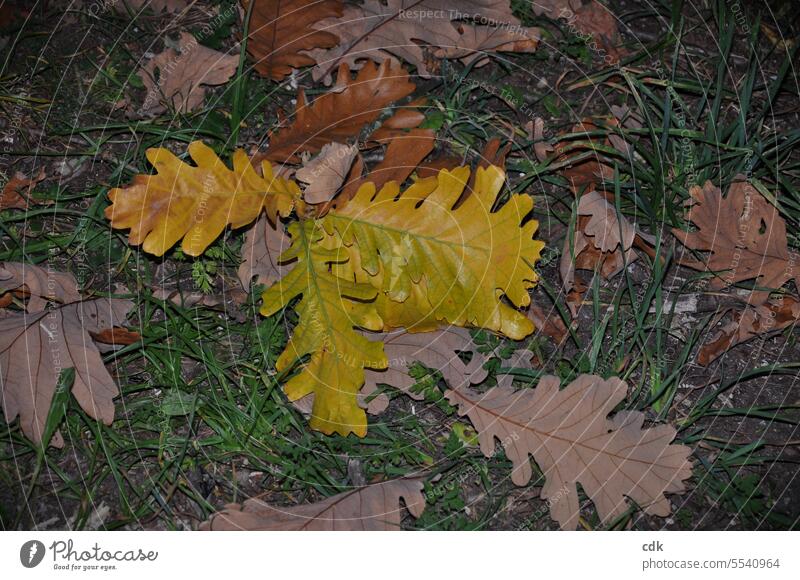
left=260, top=220, right=387, bottom=437
left=293, top=326, right=489, bottom=416
left=106, top=141, right=298, bottom=256
left=256, top=60, right=417, bottom=164
left=672, top=176, right=799, bottom=304
left=238, top=214, right=293, bottom=290
left=532, top=0, right=626, bottom=63
left=296, top=142, right=358, bottom=204
left=0, top=261, right=81, bottom=313
left=527, top=303, right=568, bottom=343
left=0, top=168, right=46, bottom=211
left=325, top=165, right=544, bottom=338
left=361, top=327, right=490, bottom=414
left=560, top=191, right=648, bottom=315
left=697, top=296, right=800, bottom=365
left=245, top=0, right=343, bottom=81
left=89, top=327, right=142, bottom=346
left=263, top=165, right=543, bottom=436
left=338, top=128, right=435, bottom=204
left=305, top=0, right=540, bottom=84
left=138, top=32, right=239, bottom=114
left=446, top=374, right=693, bottom=529
left=201, top=478, right=425, bottom=530
left=0, top=298, right=134, bottom=447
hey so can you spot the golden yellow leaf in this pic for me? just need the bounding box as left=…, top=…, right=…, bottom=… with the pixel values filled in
left=260, top=219, right=387, bottom=437
left=323, top=165, right=544, bottom=339
left=106, top=141, right=299, bottom=256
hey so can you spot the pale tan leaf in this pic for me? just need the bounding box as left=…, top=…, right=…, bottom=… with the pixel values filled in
left=296, top=142, right=359, bottom=204
left=201, top=478, right=425, bottom=530
left=237, top=214, right=293, bottom=290
left=305, top=0, right=540, bottom=84
left=0, top=298, right=134, bottom=447
left=446, top=374, right=693, bottom=529
left=673, top=176, right=799, bottom=304
left=138, top=32, right=239, bottom=114
left=0, top=261, right=81, bottom=313
left=361, top=327, right=490, bottom=413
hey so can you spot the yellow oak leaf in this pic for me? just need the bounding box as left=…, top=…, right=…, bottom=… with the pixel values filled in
left=323, top=166, right=544, bottom=339
left=106, top=141, right=299, bottom=256
left=260, top=219, right=387, bottom=436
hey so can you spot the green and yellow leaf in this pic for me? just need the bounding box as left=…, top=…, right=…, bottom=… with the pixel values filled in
left=323, top=165, right=544, bottom=339
left=106, top=141, right=299, bottom=256
left=260, top=219, right=387, bottom=436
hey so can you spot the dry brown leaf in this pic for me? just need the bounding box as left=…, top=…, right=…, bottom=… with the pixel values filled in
left=527, top=303, right=568, bottom=343
left=201, top=478, right=425, bottom=530
left=0, top=298, right=134, bottom=447
left=361, top=327, right=489, bottom=414
left=292, top=327, right=488, bottom=416
left=89, top=327, right=142, bottom=346
left=138, top=32, right=239, bottom=114
left=305, top=0, right=540, bottom=84
left=0, top=261, right=81, bottom=313
left=560, top=191, right=645, bottom=315
left=256, top=60, right=417, bottom=164
left=245, top=0, right=343, bottom=81
left=366, top=97, right=428, bottom=143
left=532, top=0, right=626, bottom=63
left=296, top=142, right=358, bottom=204
left=697, top=297, right=800, bottom=366
left=339, top=128, right=436, bottom=204
left=238, top=214, right=293, bottom=290
left=673, top=176, right=799, bottom=305
left=446, top=374, right=693, bottom=529
left=0, top=168, right=46, bottom=211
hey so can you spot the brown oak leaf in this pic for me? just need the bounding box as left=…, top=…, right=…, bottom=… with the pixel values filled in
left=446, top=374, right=693, bottom=529
left=0, top=261, right=81, bottom=313
left=673, top=176, right=799, bottom=305
left=0, top=298, right=134, bottom=447
left=304, top=0, right=540, bottom=84
left=245, top=0, right=343, bottom=81
left=237, top=214, right=293, bottom=290
left=697, top=296, right=800, bottom=365
left=138, top=32, right=239, bottom=115
left=0, top=168, right=46, bottom=211
left=296, top=142, right=359, bottom=204
left=201, top=478, right=425, bottom=530
left=256, top=60, right=417, bottom=164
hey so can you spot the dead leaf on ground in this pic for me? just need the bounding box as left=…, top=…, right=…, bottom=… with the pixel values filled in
left=560, top=191, right=652, bottom=316
left=245, top=0, right=343, bottom=81
left=138, top=32, right=239, bottom=115
left=89, top=327, right=143, bottom=346
left=673, top=176, right=799, bottom=305
left=256, top=60, right=418, bottom=165
left=697, top=296, right=800, bottom=365
left=0, top=168, right=47, bottom=211
left=533, top=0, right=626, bottom=63
left=238, top=214, right=293, bottom=291
left=292, top=327, right=488, bottom=416
left=0, top=298, right=134, bottom=447
left=337, top=129, right=435, bottom=205
left=0, top=261, right=81, bottom=313
left=201, top=478, right=425, bottom=530
left=446, top=374, right=693, bottom=529
left=304, top=0, right=540, bottom=84
left=296, top=142, right=358, bottom=204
